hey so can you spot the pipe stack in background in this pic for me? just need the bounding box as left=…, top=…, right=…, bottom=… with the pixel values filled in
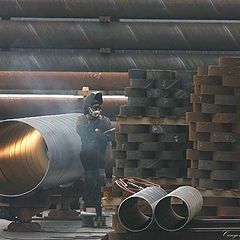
left=113, top=69, right=191, bottom=179
left=0, top=0, right=240, bottom=73
left=0, top=0, right=240, bottom=120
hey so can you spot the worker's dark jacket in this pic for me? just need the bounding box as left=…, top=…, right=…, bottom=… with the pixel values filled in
left=76, top=114, right=112, bottom=173
left=76, top=114, right=112, bottom=207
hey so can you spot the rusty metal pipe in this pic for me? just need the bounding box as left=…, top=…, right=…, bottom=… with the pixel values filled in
left=2, top=21, right=240, bottom=51
left=0, top=71, right=129, bottom=90
left=0, top=50, right=236, bottom=71
left=0, top=95, right=127, bottom=120
left=0, top=113, right=85, bottom=197
left=0, top=0, right=240, bottom=19
left=118, top=187, right=167, bottom=232
left=154, top=186, right=203, bottom=231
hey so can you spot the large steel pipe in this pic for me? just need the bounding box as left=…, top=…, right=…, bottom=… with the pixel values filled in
left=118, top=187, right=167, bottom=232
left=2, top=21, right=240, bottom=51
left=0, top=50, right=237, bottom=71
left=0, top=113, right=84, bottom=197
left=154, top=186, right=203, bottom=231
left=0, top=95, right=127, bottom=120
left=0, top=71, right=129, bottom=90
left=0, top=0, right=240, bottom=20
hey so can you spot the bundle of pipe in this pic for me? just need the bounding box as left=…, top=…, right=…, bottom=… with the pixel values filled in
left=0, top=50, right=237, bottom=71
left=118, top=186, right=203, bottom=232
left=0, top=0, right=239, bottom=19
left=0, top=95, right=127, bottom=120
left=0, top=71, right=129, bottom=90
left=0, top=113, right=84, bottom=197
left=2, top=21, right=240, bottom=51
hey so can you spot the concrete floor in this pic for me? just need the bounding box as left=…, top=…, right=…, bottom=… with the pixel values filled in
left=0, top=211, right=113, bottom=240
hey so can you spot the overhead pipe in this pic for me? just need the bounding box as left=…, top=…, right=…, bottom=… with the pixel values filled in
left=2, top=21, right=240, bottom=51
left=0, top=71, right=129, bottom=90
left=0, top=95, right=127, bottom=120
left=154, top=186, right=203, bottom=231
left=0, top=113, right=84, bottom=197
left=0, top=50, right=236, bottom=71
left=118, top=187, right=167, bottom=232
left=0, top=0, right=240, bottom=20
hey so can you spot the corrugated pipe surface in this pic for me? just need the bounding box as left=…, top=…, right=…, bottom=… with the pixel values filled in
left=0, top=113, right=84, bottom=197
left=154, top=186, right=203, bottom=231
left=118, top=187, right=167, bottom=232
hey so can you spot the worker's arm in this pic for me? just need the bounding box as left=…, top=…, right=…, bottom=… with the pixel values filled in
left=98, top=116, right=115, bottom=142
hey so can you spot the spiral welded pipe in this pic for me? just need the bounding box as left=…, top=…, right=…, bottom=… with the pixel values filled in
left=0, top=50, right=235, bottom=71
left=2, top=21, right=240, bottom=51
left=118, top=187, right=167, bottom=232
left=0, top=0, right=240, bottom=20
left=0, top=113, right=85, bottom=197
left=154, top=186, right=203, bottom=231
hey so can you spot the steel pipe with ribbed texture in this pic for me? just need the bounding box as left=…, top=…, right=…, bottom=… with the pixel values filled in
left=0, top=0, right=240, bottom=19
left=0, top=50, right=237, bottom=71
left=118, top=187, right=167, bottom=232
left=0, top=95, right=127, bottom=120
left=154, top=186, right=203, bottom=231
left=0, top=71, right=129, bottom=90
left=0, top=113, right=85, bottom=197
left=2, top=21, right=240, bottom=51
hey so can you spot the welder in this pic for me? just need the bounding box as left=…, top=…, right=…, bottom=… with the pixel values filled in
left=76, top=92, right=113, bottom=217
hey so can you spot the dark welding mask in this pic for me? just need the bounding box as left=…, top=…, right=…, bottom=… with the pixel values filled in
left=88, top=104, right=102, bottom=118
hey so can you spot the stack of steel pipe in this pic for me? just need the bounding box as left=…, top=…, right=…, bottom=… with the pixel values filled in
left=113, top=69, right=190, bottom=178
left=0, top=1, right=239, bottom=72
left=187, top=56, right=240, bottom=190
